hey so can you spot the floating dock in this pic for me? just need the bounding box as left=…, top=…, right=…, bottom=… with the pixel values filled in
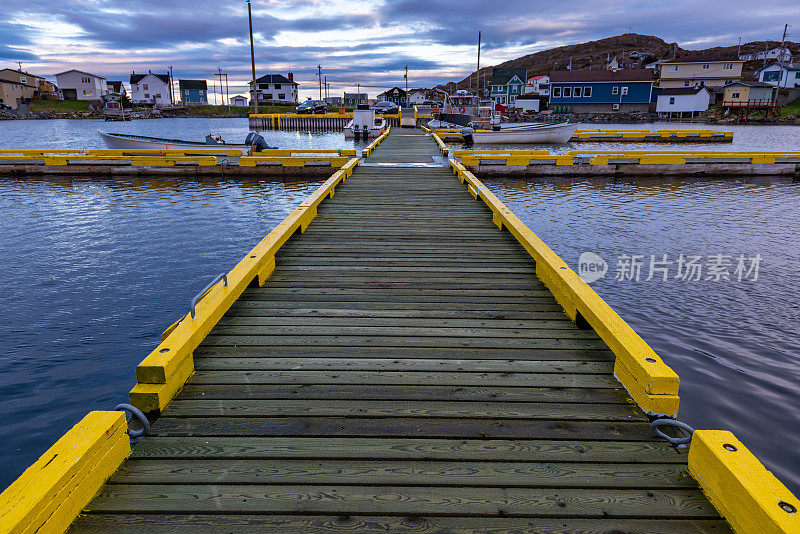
left=2, top=129, right=798, bottom=534
left=433, top=128, right=734, bottom=143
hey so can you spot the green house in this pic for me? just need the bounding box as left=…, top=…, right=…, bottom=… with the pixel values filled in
left=489, top=68, right=528, bottom=106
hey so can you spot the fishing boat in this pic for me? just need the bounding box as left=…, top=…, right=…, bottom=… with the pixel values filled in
left=98, top=131, right=274, bottom=151
left=462, top=122, right=579, bottom=144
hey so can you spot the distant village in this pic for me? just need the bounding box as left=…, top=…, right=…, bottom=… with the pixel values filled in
left=1, top=40, right=799, bottom=121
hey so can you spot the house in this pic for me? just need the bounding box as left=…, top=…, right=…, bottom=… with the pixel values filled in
left=377, top=87, right=407, bottom=106
left=130, top=72, right=172, bottom=105
left=722, top=81, right=778, bottom=105
left=525, top=75, right=549, bottom=96
left=755, top=63, right=800, bottom=89
left=488, top=67, right=527, bottom=106
left=178, top=79, right=208, bottom=105
left=739, top=47, right=792, bottom=62
left=249, top=73, right=298, bottom=105
left=513, top=95, right=541, bottom=112
left=658, top=56, right=744, bottom=89
left=0, top=69, right=39, bottom=108
left=106, top=81, right=126, bottom=96
left=548, top=69, right=656, bottom=112
left=406, top=90, right=427, bottom=105
left=655, top=86, right=712, bottom=118
left=55, top=69, right=107, bottom=101
left=230, top=95, right=248, bottom=107
left=324, top=96, right=343, bottom=106
left=344, top=92, right=367, bottom=107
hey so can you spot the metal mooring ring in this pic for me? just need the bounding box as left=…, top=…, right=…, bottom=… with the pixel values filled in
left=116, top=403, right=150, bottom=443
left=651, top=418, right=695, bottom=446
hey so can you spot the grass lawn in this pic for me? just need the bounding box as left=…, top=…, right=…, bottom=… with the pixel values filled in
left=29, top=100, right=90, bottom=112
left=779, top=97, right=800, bottom=117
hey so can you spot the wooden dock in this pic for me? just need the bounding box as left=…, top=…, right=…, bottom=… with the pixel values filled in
left=59, top=129, right=734, bottom=532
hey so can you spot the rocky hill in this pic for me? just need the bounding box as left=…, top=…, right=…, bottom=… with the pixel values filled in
left=440, top=33, right=799, bottom=92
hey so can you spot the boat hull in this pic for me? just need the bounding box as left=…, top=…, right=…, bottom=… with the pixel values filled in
left=99, top=132, right=249, bottom=151
left=471, top=123, right=579, bottom=144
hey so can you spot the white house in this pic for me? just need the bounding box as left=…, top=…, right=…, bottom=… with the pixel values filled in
left=55, top=70, right=107, bottom=101
left=740, top=47, right=792, bottom=62
left=756, top=63, right=800, bottom=88
left=525, top=75, right=549, bottom=95
left=513, top=95, right=541, bottom=112
left=129, top=72, right=172, bottom=105
left=656, top=86, right=712, bottom=117
left=406, top=91, right=427, bottom=105
left=249, top=73, right=298, bottom=105
left=231, top=95, right=248, bottom=107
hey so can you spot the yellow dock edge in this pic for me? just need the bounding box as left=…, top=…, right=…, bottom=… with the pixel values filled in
left=447, top=158, right=679, bottom=405
left=362, top=127, right=391, bottom=158
left=130, top=157, right=360, bottom=415
left=447, top=157, right=800, bottom=533
left=0, top=411, right=129, bottom=534
left=689, top=430, right=800, bottom=534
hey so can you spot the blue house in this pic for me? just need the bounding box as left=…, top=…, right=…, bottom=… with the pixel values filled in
left=178, top=79, right=208, bottom=105
left=548, top=69, right=655, bottom=112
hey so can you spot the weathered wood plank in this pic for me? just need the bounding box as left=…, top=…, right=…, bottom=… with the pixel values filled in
left=108, top=459, right=694, bottom=488
left=129, top=437, right=687, bottom=463
left=162, top=399, right=645, bottom=422
left=69, top=514, right=731, bottom=534
left=199, top=336, right=609, bottom=350
left=82, top=485, right=719, bottom=517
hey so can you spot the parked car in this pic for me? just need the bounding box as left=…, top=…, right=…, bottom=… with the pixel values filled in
left=421, top=100, right=439, bottom=107
left=296, top=100, right=328, bottom=114
left=0, top=102, right=11, bottom=110
left=373, top=101, right=399, bottom=114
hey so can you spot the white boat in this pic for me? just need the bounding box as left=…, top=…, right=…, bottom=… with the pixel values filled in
left=344, top=108, right=387, bottom=139
left=99, top=131, right=264, bottom=151
left=464, top=122, right=579, bottom=144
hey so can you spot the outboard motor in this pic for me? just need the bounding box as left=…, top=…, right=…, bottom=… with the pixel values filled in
left=461, top=127, right=474, bottom=146
left=244, top=132, right=273, bottom=153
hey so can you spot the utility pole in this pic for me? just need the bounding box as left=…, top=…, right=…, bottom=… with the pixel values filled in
left=476, top=31, right=481, bottom=96
left=211, top=74, right=216, bottom=105
left=324, top=76, right=327, bottom=99
left=16, top=61, right=23, bottom=72
left=225, top=72, right=230, bottom=112
left=737, top=37, right=741, bottom=59
left=779, top=24, right=789, bottom=64
left=763, top=40, right=769, bottom=68
left=247, top=0, right=258, bottom=114
left=169, top=65, right=174, bottom=105
left=317, top=65, right=322, bottom=99
left=404, top=65, right=408, bottom=94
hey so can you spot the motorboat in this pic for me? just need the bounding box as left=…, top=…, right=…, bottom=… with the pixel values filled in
left=99, top=131, right=275, bottom=151
left=344, top=107, right=387, bottom=139
left=461, top=122, right=579, bottom=144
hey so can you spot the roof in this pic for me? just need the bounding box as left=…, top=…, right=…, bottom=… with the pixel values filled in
left=231, top=95, right=248, bottom=100
left=724, top=81, right=776, bottom=88
left=254, top=74, right=296, bottom=85
left=527, top=75, right=547, bottom=83
left=378, top=87, right=407, bottom=96
left=756, top=62, right=800, bottom=72
left=0, top=68, right=43, bottom=80
left=54, top=69, right=106, bottom=79
left=0, top=78, right=37, bottom=88
left=489, top=68, right=527, bottom=86
left=661, top=55, right=742, bottom=64
left=106, top=81, right=125, bottom=91
left=658, top=87, right=709, bottom=96
left=130, top=72, right=170, bottom=85
left=549, top=69, right=655, bottom=83
left=179, top=79, right=207, bottom=91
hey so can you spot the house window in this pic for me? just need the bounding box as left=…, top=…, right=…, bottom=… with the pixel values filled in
left=723, top=63, right=733, bottom=70
left=144, top=93, right=149, bottom=98
left=278, top=94, right=285, bottom=99
left=668, top=65, right=678, bottom=72
left=82, top=89, right=92, bottom=96
left=684, top=81, right=691, bottom=87
left=81, top=77, right=90, bottom=83
left=669, top=97, right=676, bottom=104
left=611, top=86, right=619, bottom=95
left=265, top=94, right=273, bottom=99
left=184, top=90, right=189, bottom=95
left=563, top=87, right=572, bottom=97
left=275, top=84, right=281, bottom=89
left=731, top=92, right=740, bottom=98
left=143, top=84, right=148, bottom=90
left=702, top=64, right=709, bottom=69
left=583, top=86, right=592, bottom=97
left=259, top=84, right=269, bottom=89
left=621, top=87, right=629, bottom=95
left=20, top=76, right=26, bottom=83
left=155, top=94, right=161, bottom=98
left=552, top=87, right=562, bottom=98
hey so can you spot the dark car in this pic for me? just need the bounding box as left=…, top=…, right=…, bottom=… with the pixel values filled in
left=0, top=102, right=11, bottom=110
left=373, top=101, right=399, bottom=114
left=296, top=100, right=328, bottom=114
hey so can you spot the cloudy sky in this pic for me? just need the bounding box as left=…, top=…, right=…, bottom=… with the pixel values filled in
left=1, top=0, right=798, bottom=101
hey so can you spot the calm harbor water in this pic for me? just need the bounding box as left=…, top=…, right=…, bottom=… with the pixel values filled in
left=0, top=118, right=798, bottom=495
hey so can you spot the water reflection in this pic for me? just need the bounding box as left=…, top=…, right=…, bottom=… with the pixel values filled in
left=0, top=176, right=324, bottom=490
left=483, top=175, right=800, bottom=494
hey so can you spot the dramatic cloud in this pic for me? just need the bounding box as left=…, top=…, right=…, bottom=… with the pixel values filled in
left=1, top=0, right=798, bottom=99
